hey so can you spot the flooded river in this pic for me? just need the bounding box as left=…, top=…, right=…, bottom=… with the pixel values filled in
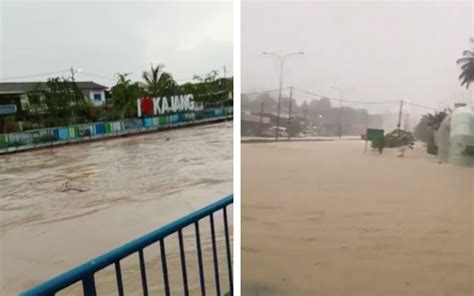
left=0, top=122, right=233, bottom=295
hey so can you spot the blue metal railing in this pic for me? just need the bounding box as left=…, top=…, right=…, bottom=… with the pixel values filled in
left=20, top=195, right=233, bottom=296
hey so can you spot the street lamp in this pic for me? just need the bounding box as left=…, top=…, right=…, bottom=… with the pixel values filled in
left=329, top=86, right=343, bottom=139
left=263, top=51, right=304, bottom=140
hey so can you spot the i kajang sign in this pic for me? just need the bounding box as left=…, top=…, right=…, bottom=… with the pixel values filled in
left=137, top=94, right=197, bottom=117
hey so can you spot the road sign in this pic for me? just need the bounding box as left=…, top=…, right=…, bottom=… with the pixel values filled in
left=0, top=104, right=17, bottom=115
left=366, top=128, right=384, bottom=141
left=365, top=128, right=384, bottom=152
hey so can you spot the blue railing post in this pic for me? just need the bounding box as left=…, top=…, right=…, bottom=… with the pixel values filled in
left=114, top=261, right=125, bottom=296
left=138, top=249, right=149, bottom=296
left=160, top=239, right=171, bottom=296
left=223, top=206, right=233, bottom=294
left=210, top=213, right=221, bottom=296
left=82, top=274, right=97, bottom=296
left=178, top=229, right=190, bottom=296
left=195, top=220, right=206, bottom=296
left=20, top=195, right=233, bottom=296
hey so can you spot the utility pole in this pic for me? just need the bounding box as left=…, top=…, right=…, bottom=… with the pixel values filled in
left=223, top=66, right=227, bottom=79
left=338, top=99, right=343, bottom=140
left=69, top=66, right=81, bottom=82
left=259, top=101, right=264, bottom=134
left=397, top=100, right=404, bottom=133
left=263, top=51, right=304, bottom=141
left=330, top=86, right=343, bottom=140
left=287, top=87, right=293, bottom=140
left=70, top=66, right=76, bottom=81
left=275, top=60, right=284, bottom=141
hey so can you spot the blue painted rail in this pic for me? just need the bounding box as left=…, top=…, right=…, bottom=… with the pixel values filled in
left=20, top=195, right=233, bottom=296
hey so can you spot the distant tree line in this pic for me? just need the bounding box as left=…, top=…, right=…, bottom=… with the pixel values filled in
left=22, top=64, right=232, bottom=129
left=242, top=92, right=369, bottom=136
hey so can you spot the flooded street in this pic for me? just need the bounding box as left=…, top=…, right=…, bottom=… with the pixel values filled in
left=242, top=140, right=473, bottom=296
left=0, top=122, right=233, bottom=295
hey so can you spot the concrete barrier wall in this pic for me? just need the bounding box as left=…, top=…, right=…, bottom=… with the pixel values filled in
left=0, top=107, right=233, bottom=153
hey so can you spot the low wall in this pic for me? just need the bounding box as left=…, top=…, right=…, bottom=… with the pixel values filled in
left=0, top=107, right=233, bottom=155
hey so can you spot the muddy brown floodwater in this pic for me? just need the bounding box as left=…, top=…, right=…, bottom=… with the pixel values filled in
left=0, top=122, right=233, bottom=295
left=242, top=140, right=473, bottom=296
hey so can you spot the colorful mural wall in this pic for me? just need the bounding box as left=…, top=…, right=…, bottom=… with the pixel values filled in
left=0, top=107, right=232, bottom=153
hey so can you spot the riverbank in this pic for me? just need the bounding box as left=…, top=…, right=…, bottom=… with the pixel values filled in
left=0, top=107, right=232, bottom=155
left=242, top=140, right=473, bottom=295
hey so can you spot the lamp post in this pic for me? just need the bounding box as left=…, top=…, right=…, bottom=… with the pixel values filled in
left=263, top=51, right=304, bottom=140
left=329, top=86, right=343, bottom=139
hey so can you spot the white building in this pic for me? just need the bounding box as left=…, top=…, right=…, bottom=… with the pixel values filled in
left=0, top=81, right=108, bottom=111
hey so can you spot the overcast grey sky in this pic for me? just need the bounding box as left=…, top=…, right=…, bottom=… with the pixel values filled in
left=242, top=0, right=473, bottom=114
left=0, top=1, right=232, bottom=87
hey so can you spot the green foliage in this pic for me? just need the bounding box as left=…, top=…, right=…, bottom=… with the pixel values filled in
left=26, top=77, right=92, bottom=127
left=384, top=129, right=415, bottom=148
left=110, top=73, right=144, bottom=119
left=142, top=64, right=178, bottom=97
left=13, top=65, right=232, bottom=130
left=414, top=111, right=449, bottom=143
left=182, top=71, right=232, bottom=107
left=457, top=50, right=474, bottom=89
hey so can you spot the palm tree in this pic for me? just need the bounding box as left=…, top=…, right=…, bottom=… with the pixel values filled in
left=142, top=64, right=163, bottom=96
left=457, top=50, right=474, bottom=88
left=156, top=72, right=178, bottom=97
left=425, top=110, right=449, bottom=131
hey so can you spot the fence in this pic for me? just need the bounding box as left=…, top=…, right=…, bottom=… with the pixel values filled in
left=0, top=107, right=233, bottom=154
left=20, top=195, right=233, bottom=296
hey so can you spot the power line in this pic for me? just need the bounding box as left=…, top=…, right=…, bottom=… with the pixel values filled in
left=78, top=71, right=115, bottom=81
left=1, top=65, right=233, bottom=84
left=403, top=101, right=437, bottom=111
left=294, top=88, right=399, bottom=105
left=0, top=69, right=70, bottom=81
left=244, top=87, right=440, bottom=112
left=242, top=88, right=288, bottom=96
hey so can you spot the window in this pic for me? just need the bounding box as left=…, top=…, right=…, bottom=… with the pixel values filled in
left=93, top=93, right=102, bottom=101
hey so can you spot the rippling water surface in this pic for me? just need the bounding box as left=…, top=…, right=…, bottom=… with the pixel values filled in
left=0, top=122, right=232, bottom=295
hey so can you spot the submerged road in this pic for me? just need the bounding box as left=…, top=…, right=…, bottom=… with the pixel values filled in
left=242, top=140, right=473, bottom=296
left=0, top=122, right=233, bottom=295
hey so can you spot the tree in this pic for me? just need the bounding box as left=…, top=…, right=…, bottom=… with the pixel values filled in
left=414, top=116, right=432, bottom=143
left=181, top=71, right=231, bottom=107
left=457, top=50, right=474, bottom=88
left=27, top=77, right=90, bottom=127
left=425, top=110, right=449, bottom=131
left=110, top=73, right=143, bottom=119
left=414, top=110, right=449, bottom=155
left=142, top=64, right=164, bottom=96
left=156, top=72, right=178, bottom=97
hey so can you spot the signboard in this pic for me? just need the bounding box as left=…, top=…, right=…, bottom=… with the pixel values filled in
left=137, top=94, right=196, bottom=117
left=0, top=104, right=17, bottom=115
left=366, top=128, right=384, bottom=141
left=365, top=128, right=384, bottom=152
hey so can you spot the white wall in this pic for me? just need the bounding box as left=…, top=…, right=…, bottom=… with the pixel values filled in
left=88, top=90, right=106, bottom=106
